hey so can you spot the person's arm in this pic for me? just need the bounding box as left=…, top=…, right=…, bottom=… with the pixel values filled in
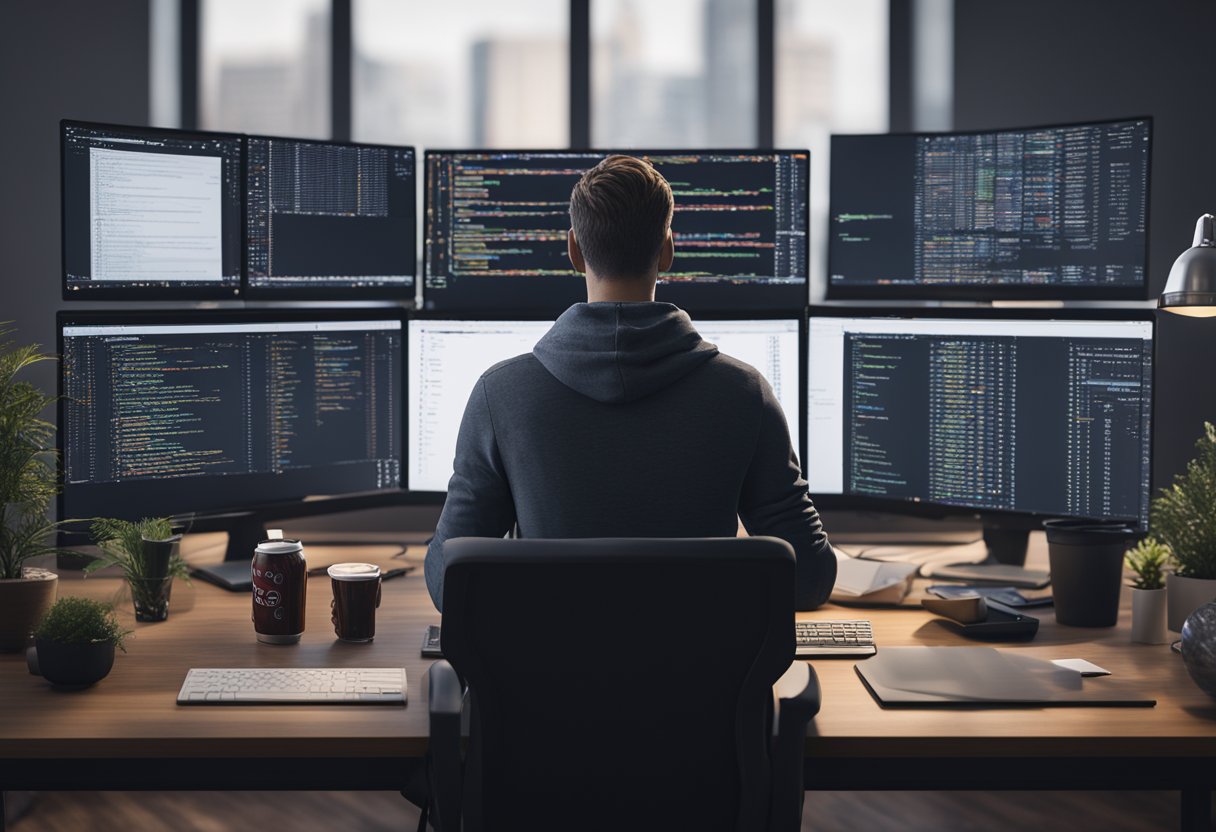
left=738, top=379, right=837, bottom=610
left=424, top=378, right=517, bottom=612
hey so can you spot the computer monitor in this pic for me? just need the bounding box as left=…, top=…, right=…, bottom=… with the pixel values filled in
left=407, top=315, right=803, bottom=495
left=244, top=135, right=416, bottom=298
left=423, top=150, right=809, bottom=312
left=59, top=311, right=404, bottom=557
left=827, top=117, right=1151, bottom=300
left=806, top=308, right=1154, bottom=528
left=61, top=120, right=243, bottom=299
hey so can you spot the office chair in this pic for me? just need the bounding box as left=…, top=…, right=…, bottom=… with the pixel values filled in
left=426, top=536, right=820, bottom=832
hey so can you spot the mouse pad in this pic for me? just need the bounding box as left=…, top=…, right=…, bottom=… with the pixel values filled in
left=855, top=647, right=1155, bottom=707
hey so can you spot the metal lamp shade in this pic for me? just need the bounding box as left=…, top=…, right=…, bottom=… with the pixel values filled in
left=1159, top=213, right=1216, bottom=317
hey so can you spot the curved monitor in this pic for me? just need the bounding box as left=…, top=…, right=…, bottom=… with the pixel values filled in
left=827, top=117, right=1151, bottom=300
left=423, top=150, right=809, bottom=313
left=806, top=308, right=1154, bottom=528
left=61, top=120, right=243, bottom=300
left=58, top=310, right=403, bottom=524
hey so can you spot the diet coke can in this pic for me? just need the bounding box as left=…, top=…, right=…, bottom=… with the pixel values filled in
left=252, top=538, right=307, bottom=644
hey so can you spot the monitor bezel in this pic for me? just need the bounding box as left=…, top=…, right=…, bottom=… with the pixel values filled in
left=404, top=308, right=807, bottom=503
left=804, top=304, right=1157, bottom=529
left=56, top=307, right=415, bottom=528
left=60, top=119, right=247, bottom=301
left=825, top=115, right=1154, bottom=302
left=421, top=148, right=812, bottom=314
left=241, top=132, right=418, bottom=301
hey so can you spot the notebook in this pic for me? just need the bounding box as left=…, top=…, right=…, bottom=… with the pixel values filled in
left=855, top=647, right=1155, bottom=707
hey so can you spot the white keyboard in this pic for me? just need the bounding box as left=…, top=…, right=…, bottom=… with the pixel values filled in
left=177, top=668, right=407, bottom=705
left=795, top=620, right=877, bottom=658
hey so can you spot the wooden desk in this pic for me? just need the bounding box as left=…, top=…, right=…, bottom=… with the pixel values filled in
left=0, top=535, right=440, bottom=794
left=2, top=534, right=1215, bottom=830
left=801, top=535, right=1216, bottom=831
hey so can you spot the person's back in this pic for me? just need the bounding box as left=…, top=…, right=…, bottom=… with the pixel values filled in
left=425, top=156, right=836, bottom=611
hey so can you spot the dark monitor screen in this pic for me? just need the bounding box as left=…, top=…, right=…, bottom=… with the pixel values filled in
left=61, top=120, right=243, bottom=299
left=424, top=150, right=809, bottom=312
left=59, top=312, right=403, bottom=522
left=806, top=310, right=1154, bottom=527
left=407, top=315, right=802, bottom=494
left=244, top=136, right=416, bottom=298
left=827, top=118, right=1151, bottom=300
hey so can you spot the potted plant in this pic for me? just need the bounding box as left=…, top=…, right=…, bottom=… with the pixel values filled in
left=0, top=327, right=61, bottom=651
left=87, top=517, right=186, bottom=621
left=28, top=596, right=130, bottom=688
left=1155, top=423, right=1216, bottom=632
left=1125, top=537, right=1170, bottom=644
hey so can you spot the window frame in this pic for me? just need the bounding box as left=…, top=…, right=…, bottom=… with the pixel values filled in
left=181, top=0, right=909, bottom=147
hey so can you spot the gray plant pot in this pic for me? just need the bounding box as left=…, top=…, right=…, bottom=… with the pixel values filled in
left=1130, top=587, right=1168, bottom=645
left=1167, top=573, right=1216, bottom=633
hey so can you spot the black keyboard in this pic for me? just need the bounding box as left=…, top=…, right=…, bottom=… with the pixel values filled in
left=795, top=620, right=876, bottom=658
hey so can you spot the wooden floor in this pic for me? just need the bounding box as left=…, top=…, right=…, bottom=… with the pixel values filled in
left=4, top=789, right=1194, bottom=831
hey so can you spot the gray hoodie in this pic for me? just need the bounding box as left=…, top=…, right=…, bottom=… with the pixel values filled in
left=424, top=301, right=837, bottom=611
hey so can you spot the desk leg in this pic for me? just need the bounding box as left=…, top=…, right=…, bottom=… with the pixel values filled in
left=1180, top=788, right=1211, bottom=832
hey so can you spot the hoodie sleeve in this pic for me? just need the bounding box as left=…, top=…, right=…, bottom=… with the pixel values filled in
left=425, top=377, right=517, bottom=612
left=738, top=378, right=837, bottom=610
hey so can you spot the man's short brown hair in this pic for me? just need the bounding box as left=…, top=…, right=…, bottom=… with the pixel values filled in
left=569, top=155, right=674, bottom=279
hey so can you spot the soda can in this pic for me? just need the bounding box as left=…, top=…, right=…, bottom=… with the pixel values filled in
left=251, top=538, right=307, bottom=644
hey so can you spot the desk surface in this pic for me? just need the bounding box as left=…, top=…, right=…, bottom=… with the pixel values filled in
left=2, top=532, right=1216, bottom=791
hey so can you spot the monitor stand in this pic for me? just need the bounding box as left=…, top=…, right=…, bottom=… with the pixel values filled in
left=223, top=514, right=270, bottom=562
left=981, top=522, right=1033, bottom=566
left=822, top=511, right=981, bottom=546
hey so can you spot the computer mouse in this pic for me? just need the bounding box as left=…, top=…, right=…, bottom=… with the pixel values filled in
left=921, top=594, right=988, bottom=624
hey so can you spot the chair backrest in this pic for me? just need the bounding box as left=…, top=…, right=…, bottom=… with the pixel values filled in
left=440, top=536, right=796, bottom=832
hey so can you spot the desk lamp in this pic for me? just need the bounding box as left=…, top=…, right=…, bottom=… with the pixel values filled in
left=1159, top=214, right=1216, bottom=316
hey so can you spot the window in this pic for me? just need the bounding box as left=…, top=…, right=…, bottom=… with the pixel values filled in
left=353, top=0, right=569, bottom=149
left=200, top=0, right=331, bottom=139
left=592, top=0, right=756, bottom=148
left=775, top=0, right=888, bottom=298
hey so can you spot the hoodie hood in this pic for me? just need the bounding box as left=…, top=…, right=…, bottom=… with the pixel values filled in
left=532, top=302, right=718, bottom=404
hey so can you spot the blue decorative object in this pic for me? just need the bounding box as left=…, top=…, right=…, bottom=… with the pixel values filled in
left=1181, top=600, right=1216, bottom=699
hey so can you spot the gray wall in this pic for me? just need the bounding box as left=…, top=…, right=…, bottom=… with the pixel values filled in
left=0, top=0, right=151, bottom=396
left=954, top=0, right=1216, bottom=494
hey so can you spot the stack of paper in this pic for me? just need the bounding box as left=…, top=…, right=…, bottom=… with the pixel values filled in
left=829, top=551, right=919, bottom=605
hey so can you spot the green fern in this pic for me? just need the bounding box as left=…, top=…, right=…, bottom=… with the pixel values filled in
left=0, top=326, right=62, bottom=580
left=87, top=517, right=188, bottom=583
left=1151, top=422, right=1216, bottom=580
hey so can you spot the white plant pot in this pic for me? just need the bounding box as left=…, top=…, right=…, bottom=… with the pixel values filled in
left=1130, top=587, right=1168, bottom=644
left=1167, top=573, right=1216, bottom=633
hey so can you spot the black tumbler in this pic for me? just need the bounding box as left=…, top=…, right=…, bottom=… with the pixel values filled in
left=1045, top=519, right=1139, bottom=627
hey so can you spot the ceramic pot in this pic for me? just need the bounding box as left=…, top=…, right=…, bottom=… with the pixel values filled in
left=1130, top=587, right=1168, bottom=644
left=33, top=638, right=115, bottom=688
left=1181, top=601, right=1216, bottom=700
left=0, top=568, right=58, bottom=651
left=1166, top=573, right=1216, bottom=633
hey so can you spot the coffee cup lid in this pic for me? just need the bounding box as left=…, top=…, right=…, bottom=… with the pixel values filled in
left=327, top=562, right=381, bottom=581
